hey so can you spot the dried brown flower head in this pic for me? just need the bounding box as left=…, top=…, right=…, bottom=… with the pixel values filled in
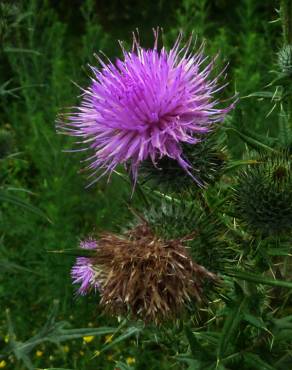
left=93, top=224, right=217, bottom=323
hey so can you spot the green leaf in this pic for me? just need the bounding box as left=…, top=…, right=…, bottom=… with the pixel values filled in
left=278, top=105, right=292, bottom=147
left=114, top=362, right=133, bottom=370
left=0, top=191, right=51, bottom=223
left=272, top=329, right=292, bottom=342
left=0, top=259, right=40, bottom=275
left=243, top=353, right=276, bottom=370
left=48, top=248, right=96, bottom=258
left=100, top=326, right=141, bottom=353
left=267, top=73, right=291, bottom=87
left=243, top=313, right=267, bottom=331
left=184, top=327, right=208, bottom=359
left=225, top=269, right=292, bottom=289
left=272, top=315, right=292, bottom=329
left=192, top=332, right=220, bottom=347
left=3, top=47, right=42, bottom=55
left=176, top=356, right=201, bottom=370
left=41, top=368, right=74, bottom=370
left=224, top=159, right=259, bottom=173
left=218, top=297, right=247, bottom=358
left=5, top=301, right=116, bottom=369
left=245, top=91, right=280, bottom=99
left=267, top=248, right=292, bottom=256
left=224, top=127, right=277, bottom=153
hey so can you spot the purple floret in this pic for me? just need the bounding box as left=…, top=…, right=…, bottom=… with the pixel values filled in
left=71, top=238, right=99, bottom=295
left=80, top=238, right=97, bottom=250
left=59, top=30, right=235, bottom=186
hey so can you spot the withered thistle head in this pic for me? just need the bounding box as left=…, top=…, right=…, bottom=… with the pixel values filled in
left=73, top=224, right=217, bottom=323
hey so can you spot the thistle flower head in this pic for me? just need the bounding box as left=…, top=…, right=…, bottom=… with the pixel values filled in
left=235, top=152, right=292, bottom=236
left=73, top=224, right=217, bottom=323
left=59, top=30, right=234, bottom=186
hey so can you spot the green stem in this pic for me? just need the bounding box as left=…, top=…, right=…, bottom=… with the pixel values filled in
left=280, top=0, right=292, bottom=45
left=280, top=1, right=292, bottom=145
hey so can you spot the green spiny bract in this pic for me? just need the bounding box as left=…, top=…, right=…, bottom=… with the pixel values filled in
left=278, top=44, right=292, bottom=75
left=139, top=200, right=232, bottom=273
left=139, top=133, right=227, bottom=193
left=234, top=152, right=292, bottom=236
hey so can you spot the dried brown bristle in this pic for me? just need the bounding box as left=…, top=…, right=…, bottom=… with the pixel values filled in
left=94, top=224, right=217, bottom=323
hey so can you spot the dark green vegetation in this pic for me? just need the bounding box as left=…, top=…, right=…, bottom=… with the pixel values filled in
left=1, top=0, right=291, bottom=369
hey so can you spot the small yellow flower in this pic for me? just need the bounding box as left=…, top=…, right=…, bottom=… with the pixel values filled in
left=36, top=350, right=43, bottom=357
left=62, top=345, right=70, bottom=353
left=107, top=354, right=113, bottom=361
left=126, top=357, right=136, bottom=365
left=79, top=350, right=85, bottom=356
left=83, top=335, right=94, bottom=343
left=4, top=335, right=9, bottom=343
left=0, top=360, right=6, bottom=368
left=94, top=350, right=101, bottom=357
left=104, top=334, right=113, bottom=343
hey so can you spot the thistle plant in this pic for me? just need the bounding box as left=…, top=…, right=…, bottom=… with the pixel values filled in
left=57, top=10, right=292, bottom=370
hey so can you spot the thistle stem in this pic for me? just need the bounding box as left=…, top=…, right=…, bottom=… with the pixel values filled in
left=280, top=0, right=292, bottom=145
left=280, top=0, right=292, bottom=44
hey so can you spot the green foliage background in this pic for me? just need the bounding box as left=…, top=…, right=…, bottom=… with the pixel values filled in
left=0, top=1, right=290, bottom=369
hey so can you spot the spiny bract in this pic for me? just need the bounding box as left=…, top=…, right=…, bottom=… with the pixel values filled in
left=141, top=201, right=233, bottom=272
left=140, top=132, right=227, bottom=192
left=234, top=152, right=292, bottom=236
left=278, top=44, right=292, bottom=75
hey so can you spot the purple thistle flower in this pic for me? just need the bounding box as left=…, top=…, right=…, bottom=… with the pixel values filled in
left=80, top=238, right=97, bottom=250
left=71, top=238, right=99, bottom=296
left=59, top=30, right=235, bottom=186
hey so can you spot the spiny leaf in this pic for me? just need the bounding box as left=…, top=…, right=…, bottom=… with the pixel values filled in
left=245, top=91, right=281, bottom=99
left=5, top=301, right=116, bottom=369
left=225, top=127, right=277, bottom=153
left=0, top=259, right=40, bottom=274
left=41, top=368, right=74, bottom=370
left=100, top=326, right=141, bottom=353
left=114, top=362, right=133, bottom=370
left=243, top=353, right=276, bottom=370
left=0, top=191, right=51, bottom=223
left=223, top=159, right=259, bottom=173
left=267, top=247, right=292, bottom=256
left=243, top=313, right=267, bottom=331
left=272, top=315, right=292, bottom=329
left=218, top=297, right=247, bottom=358
left=175, top=356, right=201, bottom=370
left=48, top=248, right=96, bottom=258
left=3, top=47, right=42, bottom=55
left=184, top=327, right=209, bottom=359
left=225, top=269, right=292, bottom=288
